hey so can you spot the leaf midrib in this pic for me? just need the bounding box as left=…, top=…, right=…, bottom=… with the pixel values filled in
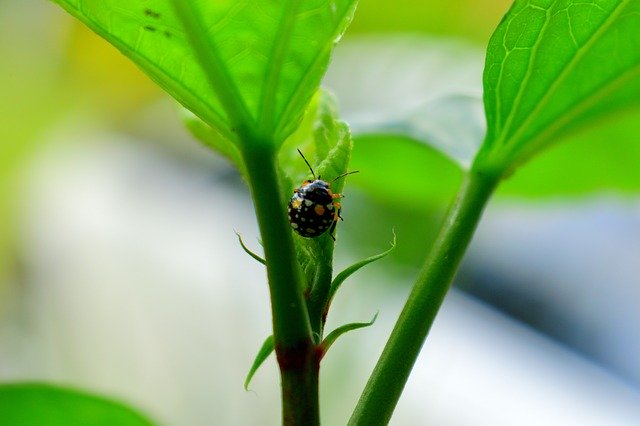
left=171, top=0, right=256, bottom=140
left=275, top=2, right=357, bottom=140
left=258, top=0, right=301, bottom=136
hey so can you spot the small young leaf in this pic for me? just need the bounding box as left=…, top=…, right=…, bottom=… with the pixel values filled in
left=280, top=90, right=354, bottom=193
left=234, top=231, right=266, bottom=265
left=319, top=313, right=378, bottom=360
left=0, top=383, right=154, bottom=425
left=281, top=90, right=356, bottom=290
left=51, top=0, right=358, bottom=146
left=244, top=335, right=275, bottom=391
left=477, top=0, right=640, bottom=173
left=326, top=232, right=396, bottom=312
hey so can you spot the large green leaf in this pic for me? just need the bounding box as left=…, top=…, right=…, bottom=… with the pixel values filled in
left=499, top=107, right=640, bottom=196
left=0, top=383, right=154, bottom=425
left=477, top=0, right=640, bottom=173
left=51, top=0, right=358, bottom=146
left=350, top=109, right=640, bottom=204
left=350, top=134, right=462, bottom=207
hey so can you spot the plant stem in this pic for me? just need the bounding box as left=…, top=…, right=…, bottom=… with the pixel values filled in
left=242, top=145, right=319, bottom=425
left=307, top=238, right=335, bottom=337
left=348, top=169, right=499, bottom=426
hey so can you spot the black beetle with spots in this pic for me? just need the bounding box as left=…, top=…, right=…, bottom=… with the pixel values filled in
left=287, top=150, right=358, bottom=240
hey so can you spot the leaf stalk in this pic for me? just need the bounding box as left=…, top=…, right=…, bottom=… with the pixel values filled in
left=349, top=169, right=499, bottom=425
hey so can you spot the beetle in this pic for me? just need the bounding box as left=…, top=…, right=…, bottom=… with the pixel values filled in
left=287, top=149, right=358, bottom=240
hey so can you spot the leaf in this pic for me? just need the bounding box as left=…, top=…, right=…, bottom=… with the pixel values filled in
left=0, top=383, right=154, bottom=425
left=51, top=0, right=358, bottom=146
left=244, top=335, right=275, bottom=391
left=279, top=90, right=356, bottom=290
left=278, top=90, right=326, bottom=203
left=234, top=231, right=266, bottom=265
left=326, top=232, right=396, bottom=311
left=477, top=0, right=640, bottom=173
left=351, top=133, right=462, bottom=206
left=352, top=109, right=640, bottom=202
left=280, top=90, right=354, bottom=193
left=324, top=36, right=485, bottom=168
left=326, top=37, right=639, bottom=199
left=498, top=106, right=640, bottom=196
left=372, top=94, right=485, bottom=169
left=319, top=313, right=378, bottom=360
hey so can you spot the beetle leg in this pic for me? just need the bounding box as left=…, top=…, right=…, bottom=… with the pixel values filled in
left=329, top=219, right=337, bottom=240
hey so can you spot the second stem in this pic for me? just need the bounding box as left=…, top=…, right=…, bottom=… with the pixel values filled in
left=349, top=169, right=500, bottom=425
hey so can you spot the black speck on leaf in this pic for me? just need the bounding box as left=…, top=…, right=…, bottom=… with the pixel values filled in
left=144, top=8, right=161, bottom=19
left=144, top=25, right=157, bottom=32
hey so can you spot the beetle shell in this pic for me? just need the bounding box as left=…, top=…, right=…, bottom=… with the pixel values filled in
left=288, top=179, right=340, bottom=238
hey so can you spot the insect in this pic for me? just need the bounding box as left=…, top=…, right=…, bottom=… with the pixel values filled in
left=288, top=150, right=358, bottom=240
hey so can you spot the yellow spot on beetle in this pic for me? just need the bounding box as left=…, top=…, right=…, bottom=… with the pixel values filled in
left=314, top=205, right=325, bottom=216
left=292, top=199, right=302, bottom=209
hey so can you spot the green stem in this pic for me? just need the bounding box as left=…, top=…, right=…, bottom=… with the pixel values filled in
left=242, top=145, right=319, bottom=426
left=348, top=170, right=499, bottom=426
left=307, top=238, right=335, bottom=338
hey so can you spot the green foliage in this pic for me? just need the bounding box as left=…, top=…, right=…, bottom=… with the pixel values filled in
left=49, top=1, right=362, bottom=423
left=351, top=106, right=640, bottom=205
left=280, top=91, right=355, bottom=292
left=319, top=313, right=378, bottom=359
left=350, top=1, right=640, bottom=423
left=0, top=383, right=154, bottom=426
left=326, top=231, right=396, bottom=314
left=234, top=231, right=266, bottom=265
left=477, top=0, right=640, bottom=173
left=45, top=0, right=640, bottom=424
left=51, top=0, right=358, bottom=147
left=351, top=134, right=462, bottom=207
left=280, top=91, right=353, bottom=192
left=499, top=107, right=640, bottom=196
left=244, top=336, right=275, bottom=391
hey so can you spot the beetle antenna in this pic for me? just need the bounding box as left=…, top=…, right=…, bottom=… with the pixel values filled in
left=297, top=149, right=316, bottom=179
left=332, top=170, right=359, bottom=182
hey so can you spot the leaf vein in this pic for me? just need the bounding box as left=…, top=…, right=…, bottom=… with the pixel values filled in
left=513, top=62, right=640, bottom=160
left=498, top=3, right=553, bottom=146
left=501, top=0, right=631, bottom=149
left=275, top=2, right=357, bottom=140
left=258, top=0, right=301, bottom=137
